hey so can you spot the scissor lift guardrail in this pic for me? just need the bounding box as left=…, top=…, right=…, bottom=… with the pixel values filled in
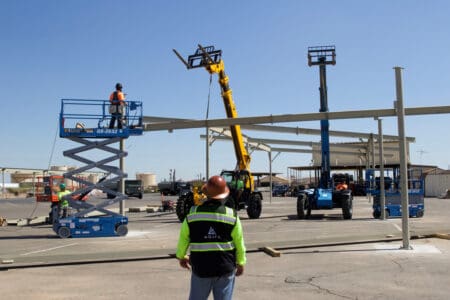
left=54, top=99, right=143, bottom=238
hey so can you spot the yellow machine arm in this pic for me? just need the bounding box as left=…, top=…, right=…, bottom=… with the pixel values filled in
left=174, top=45, right=263, bottom=220
left=205, top=61, right=251, bottom=171
left=173, top=45, right=251, bottom=172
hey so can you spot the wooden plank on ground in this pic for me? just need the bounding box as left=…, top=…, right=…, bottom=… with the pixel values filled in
left=262, top=246, right=281, bottom=257
left=432, top=233, right=450, bottom=240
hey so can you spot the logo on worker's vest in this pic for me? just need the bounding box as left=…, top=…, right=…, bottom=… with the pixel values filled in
left=205, top=226, right=219, bottom=239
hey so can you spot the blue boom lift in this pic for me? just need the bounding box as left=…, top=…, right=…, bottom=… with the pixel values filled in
left=297, top=46, right=353, bottom=219
left=54, top=99, right=143, bottom=238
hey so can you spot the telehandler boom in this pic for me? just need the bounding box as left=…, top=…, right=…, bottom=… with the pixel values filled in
left=173, top=45, right=263, bottom=220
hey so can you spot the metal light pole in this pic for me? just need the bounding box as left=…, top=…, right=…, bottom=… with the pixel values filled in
left=394, top=66, right=411, bottom=250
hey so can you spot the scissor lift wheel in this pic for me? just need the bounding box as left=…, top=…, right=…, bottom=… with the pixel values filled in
left=58, top=226, right=71, bottom=239
left=115, top=224, right=128, bottom=236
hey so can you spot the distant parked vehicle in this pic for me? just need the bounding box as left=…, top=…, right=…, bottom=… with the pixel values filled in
left=106, top=179, right=143, bottom=199
left=158, top=181, right=190, bottom=196
left=272, top=185, right=289, bottom=197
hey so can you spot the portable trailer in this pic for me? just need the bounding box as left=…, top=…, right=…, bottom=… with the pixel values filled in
left=54, top=98, right=143, bottom=238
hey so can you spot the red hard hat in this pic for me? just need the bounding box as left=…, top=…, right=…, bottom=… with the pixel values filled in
left=202, top=175, right=230, bottom=199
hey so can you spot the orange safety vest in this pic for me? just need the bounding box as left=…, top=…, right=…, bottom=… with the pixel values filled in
left=109, top=91, right=125, bottom=104
left=336, top=183, right=348, bottom=191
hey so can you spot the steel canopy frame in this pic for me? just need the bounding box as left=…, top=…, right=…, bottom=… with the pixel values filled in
left=142, top=96, right=450, bottom=250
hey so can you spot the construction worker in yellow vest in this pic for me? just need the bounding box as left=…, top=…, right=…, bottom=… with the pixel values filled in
left=176, top=175, right=246, bottom=300
left=57, top=183, right=71, bottom=218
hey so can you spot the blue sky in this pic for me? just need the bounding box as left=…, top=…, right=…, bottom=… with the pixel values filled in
left=1, top=0, right=449, bottom=182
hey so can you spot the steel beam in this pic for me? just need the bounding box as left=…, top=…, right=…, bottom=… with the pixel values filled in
left=143, top=105, right=450, bottom=132
left=208, top=128, right=271, bottom=152
left=241, top=124, right=415, bottom=141
left=143, top=116, right=415, bottom=141
left=201, top=135, right=394, bottom=157
left=245, top=137, right=400, bottom=151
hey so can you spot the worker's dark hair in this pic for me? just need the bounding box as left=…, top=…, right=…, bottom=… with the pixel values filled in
left=115, top=83, right=123, bottom=91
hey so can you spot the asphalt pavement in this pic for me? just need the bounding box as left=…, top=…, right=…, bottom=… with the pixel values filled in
left=1, top=194, right=449, bottom=299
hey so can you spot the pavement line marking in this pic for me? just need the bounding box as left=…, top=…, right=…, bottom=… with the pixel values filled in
left=21, top=243, right=78, bottom=256
left=126, top=231, right=151, bottom=237
left=154, top=223, right=173, bottom=229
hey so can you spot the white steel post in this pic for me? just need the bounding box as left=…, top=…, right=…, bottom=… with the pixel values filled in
left=269, top=150, right=272, bottom=204
left=32, top=172, right=36, bottom=197
left=394, top=66, right=411, bottom=250
left=370, top=133, right=375, bottom=169
left=376, top=118, right=386, bottom=220
left=1, top=168, right=4, bottom=199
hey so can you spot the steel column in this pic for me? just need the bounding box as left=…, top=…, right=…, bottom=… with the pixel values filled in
left=394, top=67, right=411, bottom=250
left=377, top=118, right=386, bottom=220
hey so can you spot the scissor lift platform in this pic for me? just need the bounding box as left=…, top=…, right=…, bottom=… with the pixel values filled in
left=54, top=99, right=143, bottom=238
left=60, top=99, right=143, bottom=138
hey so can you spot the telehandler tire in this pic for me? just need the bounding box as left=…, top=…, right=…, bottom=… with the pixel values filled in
left=246, top=193, right=262, bottom=219
left=341, top=194, right=353, bottom=220
left=176, top=192, right=194, bottom=222
left=297, top=194, right=307, bottom=219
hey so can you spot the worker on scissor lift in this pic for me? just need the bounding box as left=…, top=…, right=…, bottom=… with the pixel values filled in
left=109, top=83, right=126, bottom=129
left=57, top=183, right=71, bottom=219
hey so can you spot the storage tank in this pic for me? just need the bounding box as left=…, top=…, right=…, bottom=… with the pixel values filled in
left=136, top=173, right=157, bottom=188
left=50, top=165, right=69, bottom=172
left=88, top=174, right=99, bottom=184
left=11, top=172, right=35, bottom=183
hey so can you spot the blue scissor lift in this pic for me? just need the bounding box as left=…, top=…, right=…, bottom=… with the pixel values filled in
left=54, top=99, right=143, bottom=238
left=366, top=167, right=425, bottom=219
